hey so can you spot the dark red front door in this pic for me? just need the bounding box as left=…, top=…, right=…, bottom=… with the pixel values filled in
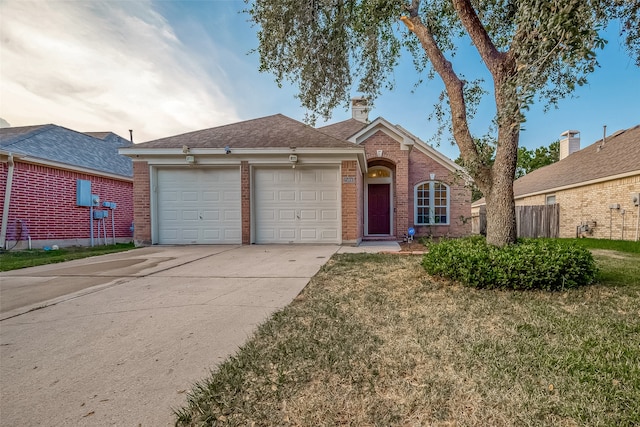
left=368, top=184, right=390, bottom=234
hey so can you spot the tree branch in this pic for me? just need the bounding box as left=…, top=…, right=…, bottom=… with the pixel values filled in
left=400, top=14, right=492, bottom=188
left=451, top=0, right=505, bottom=74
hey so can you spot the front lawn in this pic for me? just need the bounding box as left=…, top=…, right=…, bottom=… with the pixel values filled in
left=0, top=242, right=136, bottom=272
left=175, top=246, right=640, bottom=426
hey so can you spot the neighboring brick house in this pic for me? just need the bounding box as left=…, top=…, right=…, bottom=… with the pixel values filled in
left=0, top=125, right=134, bottom=249
left=472, top=125, right=640, bottom=241
left=120, top=99, right=471, bottom=246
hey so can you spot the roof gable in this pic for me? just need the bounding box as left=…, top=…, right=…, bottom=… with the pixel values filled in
left=0, top=124, right=133, bottom=178
left=134, top=114, right=360, bottom=150
left=344, top=117, right=464, bottom=174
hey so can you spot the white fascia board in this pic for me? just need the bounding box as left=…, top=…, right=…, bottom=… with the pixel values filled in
left=122, top=146, right=367, bottom=173
left=120, top=147, right=364, bottom=156
left=132, top=149, right=365, bottom=164
left=348, top=117, right=414, bottom=147
left=0, top=149, right=132, bottom=182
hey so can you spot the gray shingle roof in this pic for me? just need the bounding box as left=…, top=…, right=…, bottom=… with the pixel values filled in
left=318, top=119, right=367, bottom=140
left=0, top=124, right=133, bottom=178
left=134, top=114, right=361, bottom=149
left=473, top=124, right=640, bottom=206
left=84, top=132, right=132, bottom=147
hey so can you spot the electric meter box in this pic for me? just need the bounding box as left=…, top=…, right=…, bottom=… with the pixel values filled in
left=93, top=211, right=109, bottom=219
left=76, top=180, right=92, bottom=206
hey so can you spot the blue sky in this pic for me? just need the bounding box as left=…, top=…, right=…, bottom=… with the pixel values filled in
left=1, top=0, right=638, bottom=160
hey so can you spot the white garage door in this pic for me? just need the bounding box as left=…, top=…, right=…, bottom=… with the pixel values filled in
left=156, top=168, right=241, bottom=244
left=255, top=167, right=340, bottom=243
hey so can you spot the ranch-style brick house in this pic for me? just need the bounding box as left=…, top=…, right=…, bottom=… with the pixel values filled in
left=121, top=99, right=471, bottom=246
left=0, top=124, right=134, bottom=249
left=472, top=124, right=640, bottom=241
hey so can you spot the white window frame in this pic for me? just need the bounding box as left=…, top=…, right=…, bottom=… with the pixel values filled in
left=546, top=194, right=556, bottom=205
left=414, top=181, right=450, bottom=225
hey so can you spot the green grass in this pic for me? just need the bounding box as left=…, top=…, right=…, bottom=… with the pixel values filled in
left=565, top=238, right=640, bottom=254
left=174, top=248, right=640, bottom=426
left=0, top=242, right=136, bottom=271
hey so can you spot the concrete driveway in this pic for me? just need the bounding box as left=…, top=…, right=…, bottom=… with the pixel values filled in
left=0, top=245, right=345, bottom=426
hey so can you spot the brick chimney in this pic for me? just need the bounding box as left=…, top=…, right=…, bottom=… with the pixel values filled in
left=351, top=97, right=369, bottom=123
left=559, top=130, right=580, bottom=160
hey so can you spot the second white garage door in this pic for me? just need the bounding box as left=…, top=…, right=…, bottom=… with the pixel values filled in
left=156, top=168, right=241, bottom=244
left=254, top=167, right=340, bottom=243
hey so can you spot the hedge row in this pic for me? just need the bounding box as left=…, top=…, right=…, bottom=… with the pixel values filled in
left=422, top=236, right=597, bottom=291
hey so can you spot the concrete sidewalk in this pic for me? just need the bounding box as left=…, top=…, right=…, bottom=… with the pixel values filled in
left=0, top=245, right=340, bottom=426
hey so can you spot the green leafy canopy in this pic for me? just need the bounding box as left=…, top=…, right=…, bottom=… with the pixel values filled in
left=246, top=0, right=638, bottom=125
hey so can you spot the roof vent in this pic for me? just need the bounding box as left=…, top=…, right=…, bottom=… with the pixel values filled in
left=559, top=130, right=580, bottom=160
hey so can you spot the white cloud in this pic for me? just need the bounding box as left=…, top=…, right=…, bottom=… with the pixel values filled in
left=0, top=0, right=240, bottom=142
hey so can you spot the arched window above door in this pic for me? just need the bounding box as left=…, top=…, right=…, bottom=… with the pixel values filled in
left=367, top=167, right=391, bottom=179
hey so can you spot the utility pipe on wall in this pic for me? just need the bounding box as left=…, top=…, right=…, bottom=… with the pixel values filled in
left=0, top=153, right=15, bottom=249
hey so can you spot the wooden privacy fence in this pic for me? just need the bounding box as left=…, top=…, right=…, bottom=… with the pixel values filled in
left=472, top=204, right=559, bottom=238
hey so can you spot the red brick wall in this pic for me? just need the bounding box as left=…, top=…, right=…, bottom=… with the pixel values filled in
left=341, top=160, right=360, bottom=242
left=132, top=161, right=151, bottom=245
left=408, top=150, right=471, bottom=237
left=0, top=160, right=133, bottom=246
left=241, top=161, right=250, bottom=244
left=360, top=130, right=409, bottom=237
left=356, top=162, right=364, bottom=240
left=359, top=130, right=471, bottom=238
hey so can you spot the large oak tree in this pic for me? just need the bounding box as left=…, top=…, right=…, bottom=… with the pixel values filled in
left=246, top=0, right=638, bottom=246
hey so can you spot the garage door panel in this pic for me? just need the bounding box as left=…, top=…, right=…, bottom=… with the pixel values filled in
left=161, top=191, right=178, bottom=202
left=321, top=229, right=338, bottom=239
left=202, top=191, right=220, bottom=202
left=181, top=210, right=199, bottom=221
left=300, top=191, right=317, bottom=201
left=279, top=191, right=296, bottom=201
left=157, top=168, right=241, bottom=244
left=299, top=210, right=317, bottom=220
left=202, top=210, right=219, bottom=221
left=224, top=210, right=241, bottom=221
left=300, top=229, right=317, bottom=239
left=255, top=167, right=340, bottom=244
left=181, top=191, right=197, bottom=202
left=279, top=210, right=296, bottom=220
left=321, top=210, right=338, bottom=221
left=279, top=229, right=296, bottom=239
left=322, top=191, right=338, bottom=201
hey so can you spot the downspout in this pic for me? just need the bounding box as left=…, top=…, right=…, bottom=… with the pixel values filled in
left=1, top=153, right=15, bottom=249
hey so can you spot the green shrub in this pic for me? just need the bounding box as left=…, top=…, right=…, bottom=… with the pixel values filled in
left=422, top=237, right=598, bottom=291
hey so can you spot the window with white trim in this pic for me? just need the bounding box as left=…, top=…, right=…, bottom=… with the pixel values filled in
left=415, top=181, right=449, bottom=225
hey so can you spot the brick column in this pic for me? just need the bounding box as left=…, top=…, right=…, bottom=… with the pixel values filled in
left=132, top=161, right=151, bottom=246
left=241, top=161, right=251, bottom=244
left=341, top=161, right=359, bottom=243
left=395, top=150, right=409, bottom=237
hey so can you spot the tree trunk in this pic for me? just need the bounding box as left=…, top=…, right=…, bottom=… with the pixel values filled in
left=484, top=110, right=519, bottom=246
left=484, top=172, right=517, bottom=246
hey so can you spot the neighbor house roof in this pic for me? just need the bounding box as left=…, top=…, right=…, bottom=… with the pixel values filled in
left=0, top=124, right=133, bottom=178
left=133, top=114, right=361, bottom=150
left=472, top=124, right=640, bottom=206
